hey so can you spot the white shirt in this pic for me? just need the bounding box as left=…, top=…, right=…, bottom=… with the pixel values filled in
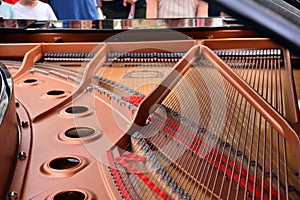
left=0, top=2, right=16, bottom=19
left=159, top=0, right=196, bottom=18
left=13, top=1, right=57, bottom=20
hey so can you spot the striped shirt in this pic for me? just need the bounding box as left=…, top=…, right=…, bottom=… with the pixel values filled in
left=158, top=0, right=196, bottom=18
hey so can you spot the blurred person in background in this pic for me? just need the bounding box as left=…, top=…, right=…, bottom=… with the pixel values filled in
left=47, top=0, right=99, bottom=20
left=13, top=0, right=57, bottom=20
left=100, top=0, right=146, bottom=19
left=146, top=0, right=207, bottom=18
left=0, top=0, right=16, bottom=18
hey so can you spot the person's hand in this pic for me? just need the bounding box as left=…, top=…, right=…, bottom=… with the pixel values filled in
left=123, top=0, right=137, bottom=6
left=97, top=0, right=102, bottom=8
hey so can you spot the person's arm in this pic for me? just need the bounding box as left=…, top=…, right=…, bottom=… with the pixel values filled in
left=146, top=0, right=158, bottom=18
left=97, top=0, right=102, bottom=8
left=195, top=0, right=208, bottom=17
left=123, top=0, right=137, bottom=5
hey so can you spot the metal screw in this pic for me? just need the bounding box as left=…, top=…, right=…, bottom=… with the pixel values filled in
left=18, top=151, right=27, bottom=160
left=21, top=121, right=28, bottom=128
left=7, top=191, right=18, bottom=200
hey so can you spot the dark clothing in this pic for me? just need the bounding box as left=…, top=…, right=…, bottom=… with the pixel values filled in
left=50, top=0, right=99, bottom=20
left=208, top=1, right=221, bottom=17
left=102, top=0, right=146, bottom=19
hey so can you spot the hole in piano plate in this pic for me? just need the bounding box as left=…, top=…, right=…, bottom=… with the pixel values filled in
left=49, top=157, right=80, bottom=170
left=54, top=191, right=86, bottom=200
left=20, top=78, right=40, bottom=86
left=47, top=90, right=65, bottom=96
left=23, top=78, right=37, bottom=83
left=65, top=127, right=95, bottom=138
left=41, top=156, right=87, bottom=177
left=65, top=106, right=89, bottom=114
left=42, top=89, right=69, bottom=100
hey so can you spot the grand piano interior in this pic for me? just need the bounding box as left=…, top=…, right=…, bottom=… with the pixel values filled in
left=0, top=0, right=300, bottom=200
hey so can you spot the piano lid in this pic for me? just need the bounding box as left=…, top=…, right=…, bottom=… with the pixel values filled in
left=209, top=0, right=300, bottom=56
